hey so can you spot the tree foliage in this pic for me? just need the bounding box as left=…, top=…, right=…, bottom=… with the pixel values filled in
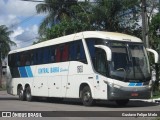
left=92, top=0, right=141, bottom=35
left=0, top=25, right=16, bottom=59
left=149, top=13, right=160, bottom=50
left=36, top=0, right=77, bottom=36
left=35, top=0, right=157, bottom=44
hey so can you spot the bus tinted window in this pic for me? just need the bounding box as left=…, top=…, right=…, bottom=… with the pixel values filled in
left=62, top=44, right=69, bottom=62
left=69, top=40, right=87, bottom=64
left=50, top=47, right=55, bottom=63
left=55, top=46, right=61, bottom=62
left=43, top=47, right=50, bottom=64
left=8, top=40, right=87, bottom=67
left=86, top=38, right=108, bottom=76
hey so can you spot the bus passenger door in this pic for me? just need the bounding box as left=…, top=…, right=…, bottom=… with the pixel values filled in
left=93, top=48, right=108, bottom=99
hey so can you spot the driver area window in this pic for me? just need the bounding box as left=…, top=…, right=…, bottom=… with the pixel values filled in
left=86, top=38, right=108, bottom=76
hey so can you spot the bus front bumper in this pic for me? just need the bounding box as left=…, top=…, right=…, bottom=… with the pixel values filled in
left=107, top=84, right=151, bottom=100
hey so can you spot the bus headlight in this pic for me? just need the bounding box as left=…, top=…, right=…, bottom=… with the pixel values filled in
left=104, top=80, right=113, bottom=86
left=103, top=80, right=121, bottom=89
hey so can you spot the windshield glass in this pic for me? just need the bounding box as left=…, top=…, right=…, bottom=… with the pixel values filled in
left=109, top=42, right=151, bottom=82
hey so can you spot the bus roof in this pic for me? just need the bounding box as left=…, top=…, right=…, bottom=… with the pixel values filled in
left=9, top=31, right=142, bottom=54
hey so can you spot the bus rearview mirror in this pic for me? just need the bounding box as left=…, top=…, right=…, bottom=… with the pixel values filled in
left=146, top=48, right=159, bottom=63
left=94, top=45, right=112, bottom=61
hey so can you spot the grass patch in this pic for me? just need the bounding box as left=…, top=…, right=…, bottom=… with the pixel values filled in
left=154, top=118, right=160, bottom=120
left=152, top=91, right=160, bottom=99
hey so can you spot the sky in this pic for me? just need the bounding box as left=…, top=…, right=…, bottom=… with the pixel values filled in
left=0, top=0, right=45, bottom=49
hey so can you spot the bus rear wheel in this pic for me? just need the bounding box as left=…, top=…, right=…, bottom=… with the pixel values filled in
left=25, top=86, right=33, bottom=102
left=81, top=86, right=94, bottom=106
left=18, top=86, right=25, bottom=101
left=115, top=99, right=129, bottom=106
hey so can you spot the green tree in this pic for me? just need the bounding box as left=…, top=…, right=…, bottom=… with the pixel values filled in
left=0, top=25, right=16, bottom=59
left=36, top=0, right=143, bottom=42
left=36, top=0, right=77, bottom=36
left=93, top=0, right=141, bottom=35
left=149, top=13, right=160, bottom=50
left=0, top=25, right=16, bottom=87
left=148, top=13, right=160, bottom=92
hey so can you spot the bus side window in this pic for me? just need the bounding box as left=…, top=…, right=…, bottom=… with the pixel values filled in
left=8, top=55, right=11, bottom=67
left=75, top=40, right=87, bottom=64
left=86, top=40, right=95, bottom=66
left=16, top=53, right=20, bottom=67
left=62, top=44, right=69, bottom=62
left=95, top=48, right=108, bottom=76
left=69, top=42, right=75, bottom=61
left=43, top=47, right=50, bottom=64
left=9, top=54, right=16, bottom=67
left=34, top=49, right=42, bottom=65
left=39, top=48, right=43, bottom=64
left=56, top=47, right=61, bottom=62
left=30, top=52, right=34, bottom=65
left=25, top=52, right=30, bottom=66
left=34, top=50, right=38, bottom=65
left=20, top=53, right=26, bottom=66
left=76, top=43, right=80, bottom=60
left=51, top=47, right=55, bottom=63
left=86, top=38, right=108, bottom=76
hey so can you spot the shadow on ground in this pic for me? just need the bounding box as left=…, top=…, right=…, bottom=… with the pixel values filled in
left=0, top=90, right=159, bottom=108
left=30, top=97, right=160, bottom=108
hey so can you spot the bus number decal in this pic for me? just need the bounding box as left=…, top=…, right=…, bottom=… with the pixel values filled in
left=77, top=66, right=83, bottom=73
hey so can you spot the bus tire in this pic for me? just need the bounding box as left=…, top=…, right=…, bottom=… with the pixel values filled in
left=81, top=86, right=94, bottom=106
left=18, top=86, right=25, bottom=101
left=25, top=86, right=33, bottom=102
left=115, top=99, right=129, bottom=106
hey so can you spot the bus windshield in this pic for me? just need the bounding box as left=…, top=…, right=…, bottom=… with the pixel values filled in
left=109, top=42, right=151, bottom=82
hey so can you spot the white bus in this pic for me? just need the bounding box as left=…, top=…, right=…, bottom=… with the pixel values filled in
left=6, top=31, right=159, bottom=106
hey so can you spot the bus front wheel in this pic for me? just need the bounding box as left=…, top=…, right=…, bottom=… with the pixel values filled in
left=81, top=86, right=94, bottom=106
left=25, top=86, right=33, bottom=102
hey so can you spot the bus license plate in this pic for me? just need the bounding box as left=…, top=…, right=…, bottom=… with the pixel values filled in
left=131, top=93, right=138, bottom=97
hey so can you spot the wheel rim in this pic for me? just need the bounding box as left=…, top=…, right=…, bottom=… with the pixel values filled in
left=83, top=91, right=91, bottom=102
left=26, top=91, right=31, bottom=100
left=19, top=90, right=23, bottom=99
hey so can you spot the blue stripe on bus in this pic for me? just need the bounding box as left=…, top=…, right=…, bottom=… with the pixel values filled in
left=25, top=66, right=33, bottom=77
left=135, top=83, right=143, bottom=86
left=19, top=67, right=28, bottom=77
left=128, top=83, right=135, bottom=86
left=128, top=83, right=143, bottom=86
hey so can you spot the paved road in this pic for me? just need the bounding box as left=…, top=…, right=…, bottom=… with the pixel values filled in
left=0, top=90, right=159, bottom=120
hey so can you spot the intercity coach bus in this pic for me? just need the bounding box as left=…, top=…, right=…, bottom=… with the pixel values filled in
left=6, top=31, right=159, bottom=106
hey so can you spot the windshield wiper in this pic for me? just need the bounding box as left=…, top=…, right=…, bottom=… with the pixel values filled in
left=136, top=64, right=146, bottom=81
